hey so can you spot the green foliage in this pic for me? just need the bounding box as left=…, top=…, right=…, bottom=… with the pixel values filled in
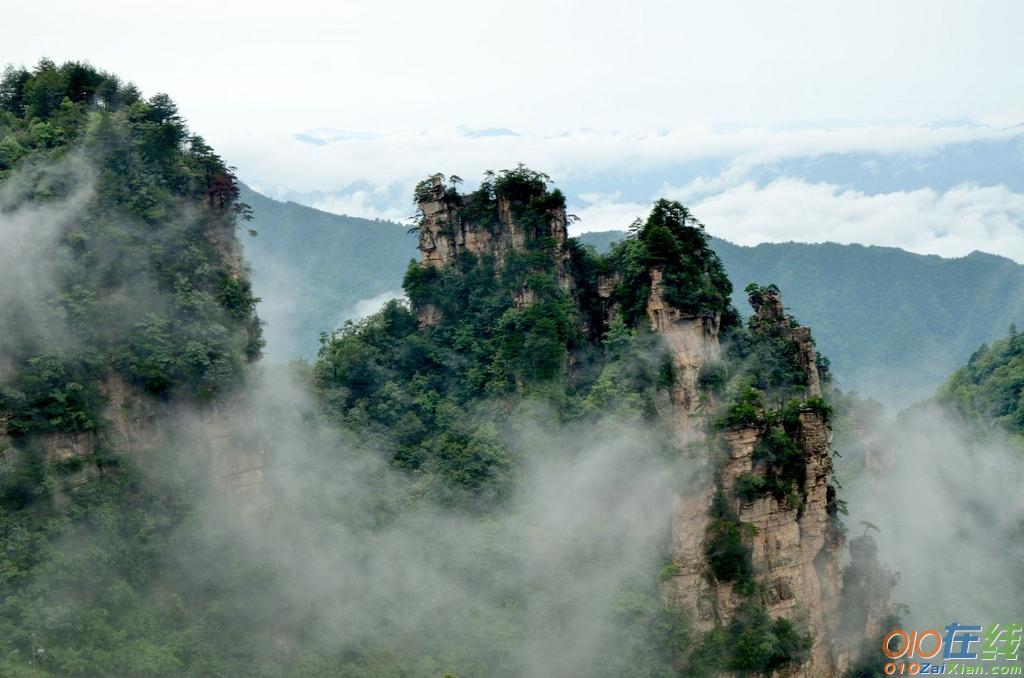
left=0, top=353, right=105, bottom=434
left=0, top=60, right=261, bottom=434
left=727, top=326, right=808, bottom=400
left=938, top=324, right=1024, bottom=439
left=843, top=613, right=903, bottom=678
left=727, top=602, right=814, bottom=674
left=734, top=472, right=769, bottom=502
left=714, top=283, right=825, bottom=434
left=583, top=323, right=671, bottom=419
left=747, top=423, right=807, bottom=509
left=0, top=446, right=340, bottom=678
left=704, top=492, right=755, bottom=591
left=697, top=361, right=728, bottom=394
left=719, top=385, right=766, bottom=428
left=688, top=600, right=812, bottom=676
left=318, top=170, right=720, bottom=508
left=607, top=198, right=737, bottom=328
left=804, top=395, right=833, bottom=423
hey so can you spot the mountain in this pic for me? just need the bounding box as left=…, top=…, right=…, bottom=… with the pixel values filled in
left=311, top=170, right=890, bottom=675
left=572, top=232, right=1024, bottom=406
left=239, top=196, right=1024, bottom=405
left=710, top=240, right=1024, bottom=405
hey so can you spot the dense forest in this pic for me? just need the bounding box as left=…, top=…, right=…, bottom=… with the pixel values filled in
left=16, top=59, right=1018, bottom=678
left=0, top=59, right=261, bottom=434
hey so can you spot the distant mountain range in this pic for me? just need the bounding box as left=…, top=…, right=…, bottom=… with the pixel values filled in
left=239, top=186, right=1024, bottom=406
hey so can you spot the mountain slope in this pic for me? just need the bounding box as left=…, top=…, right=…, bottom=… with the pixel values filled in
left=238, top=183, right=415, bottom=359
left=937, top=325, right=1024, bottom=439
left=710, top=240, right=1024, bottom=404
left=239, top=196, right=1024, bottom=405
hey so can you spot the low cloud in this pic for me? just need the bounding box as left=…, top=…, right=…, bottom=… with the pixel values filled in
left=683, top=179, right=1024, bottom=262
left=336, top=290, right=404, bottom=328
left=227, top=122, right=1019, bottom=200
left=311, top=190, right=410, bottom=224
left=839, top=403, right=1024, bottom=627
left=0, top=156, right=94, bottom=358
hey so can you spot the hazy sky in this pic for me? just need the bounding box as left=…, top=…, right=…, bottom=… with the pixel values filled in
left=5, top=0, right=1024, bottom=259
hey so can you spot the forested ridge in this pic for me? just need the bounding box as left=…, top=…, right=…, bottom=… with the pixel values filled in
left=0, top=59, right=261, bottom=435
left=313, top=170, right=844, bottom=675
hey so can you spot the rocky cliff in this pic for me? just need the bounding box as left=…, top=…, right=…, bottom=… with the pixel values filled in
left=408, top=170, right=892, bottom=676
left=660, top=284, right=893, bottom=675
left=661, top=295, right=846, bottom=675
left=646, top=266, right=722, bottom=433
left=414, top=172, right=574, bottom=327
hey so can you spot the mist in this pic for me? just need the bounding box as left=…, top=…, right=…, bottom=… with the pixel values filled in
left=55, top=362, right=693, bottom=677
left=0, top=156, right=94, bottom=363
left=837, top=400, right=1024, bottom=628
left=0, top=148, right=687, bottom=676
left=4, top=129, right=1019, bottom=678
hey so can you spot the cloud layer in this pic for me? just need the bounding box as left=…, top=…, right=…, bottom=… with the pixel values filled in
left=228, top=123, right=1024, bottom=262
left=682, top=180, right=1024, bottom=262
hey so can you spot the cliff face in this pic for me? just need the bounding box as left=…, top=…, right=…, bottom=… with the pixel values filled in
left=661, top=285, right=892, bottom=675
left=415, top=174, right=573, bottom=326
left=669, top=409, right=846, bottom=676
left=646, top=266, right=722, bottom=432
left=417, top=174, right=571, bottom=275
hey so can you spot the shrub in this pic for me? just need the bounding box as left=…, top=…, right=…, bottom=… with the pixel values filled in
left=688, top=601, right=812, bottom=675
left=804, top=395, right=833, bottom=422
left=698, top=361, right=728, bottom=394
left=734, top=472, right=768, bottom=502
left=719, top=386, right=764, bottom=428
left=704, top=492, right=755, bottom=587
left=728, top=602, right=813, bottom=673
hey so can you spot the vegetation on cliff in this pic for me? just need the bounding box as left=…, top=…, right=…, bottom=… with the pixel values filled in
left=605, top=199, right=737, bottom=329
left=0, top=60, right=262, bottom=676
left=315, top=169, right=830, bottom=675
left=234, top=193, right=1024, bottom=409
left=315, top=172, right=735, bottom=508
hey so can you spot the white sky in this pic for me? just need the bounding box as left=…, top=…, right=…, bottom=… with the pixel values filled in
left=6, top=0, right=1023, bottom=135
left=4, top=0, right=1024, bottom=259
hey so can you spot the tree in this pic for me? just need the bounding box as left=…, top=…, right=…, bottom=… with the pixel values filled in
left=859, top=520, right=880, bottom=538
